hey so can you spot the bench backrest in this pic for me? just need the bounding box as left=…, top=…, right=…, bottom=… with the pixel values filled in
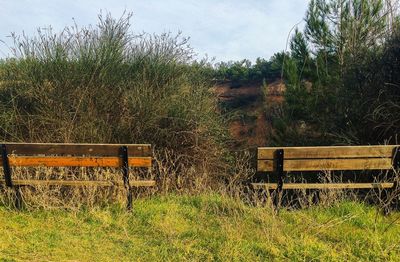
left=1, top=143, right=151, bottom=168
left=258, top=145, right=400, bottom=172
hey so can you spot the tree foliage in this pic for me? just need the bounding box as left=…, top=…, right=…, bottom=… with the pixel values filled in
left=280, top=0, right=400, bottom=145
left=214, top=56, right=282, bottom=83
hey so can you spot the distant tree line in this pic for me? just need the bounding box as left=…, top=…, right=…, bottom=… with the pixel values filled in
left=213, top=55, right=284, bottom=83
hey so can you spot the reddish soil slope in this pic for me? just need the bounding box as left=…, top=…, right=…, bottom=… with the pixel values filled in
left=214, top=80, right=285, bottom=148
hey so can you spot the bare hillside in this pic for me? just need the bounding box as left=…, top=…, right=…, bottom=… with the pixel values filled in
left=214, top=80, right=285, bottom=147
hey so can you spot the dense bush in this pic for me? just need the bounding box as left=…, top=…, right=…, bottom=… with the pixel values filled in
left=0, top=13, right=231, bottom=183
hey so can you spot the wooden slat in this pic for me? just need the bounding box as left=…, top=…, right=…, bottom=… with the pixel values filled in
left=0, top=179, right=156, bottom=187
left=258, top=158, right=392, bottom=172
left=258, top=145, right=398, bottom=160
left=2, top=143, right=151, bottom=157
left=5, top=156, right=151, bottom=167
left=258, top=160, right=274, bottom=172
left=252, top=183, right=395, bottom=190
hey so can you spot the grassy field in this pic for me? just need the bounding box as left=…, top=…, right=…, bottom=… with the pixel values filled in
left=0, top=194, right=400, bottom=261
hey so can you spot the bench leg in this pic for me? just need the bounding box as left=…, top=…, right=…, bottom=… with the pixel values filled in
left=126, top=186, right=133, bottom=211
left=384, top=148, right=400, bottom=214
left=14, top=186, right=23, bottom=209
left=384, top=179, right=399, bottom=215
left=274, top=149, right=284, bottom=211
left=2, top=144, right=23, bottom=209
left=121, top=146, right=133, bottom=211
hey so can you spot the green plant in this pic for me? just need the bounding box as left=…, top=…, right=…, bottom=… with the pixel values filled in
left=0, top=12, right=231, bottom=193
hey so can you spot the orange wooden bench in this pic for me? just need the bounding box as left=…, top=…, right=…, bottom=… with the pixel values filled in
left=0, top=143, right=154, bottom=209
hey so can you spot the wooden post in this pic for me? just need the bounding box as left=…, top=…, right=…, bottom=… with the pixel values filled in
left=121, top=146, right=132, bottom=211
left=274, top=149, right=284, bottom=210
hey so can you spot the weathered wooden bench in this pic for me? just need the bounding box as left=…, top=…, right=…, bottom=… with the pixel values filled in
left=0, top=143, right=154, bottom=209
left=252, top=145, right=400, bottom=205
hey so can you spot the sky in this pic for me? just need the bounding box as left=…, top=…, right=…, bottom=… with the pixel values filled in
left=0, top=0, right=310, bottom=62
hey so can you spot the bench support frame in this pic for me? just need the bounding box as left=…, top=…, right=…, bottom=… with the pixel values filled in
left=394, top=147, right=400, bottom=170
left=274, top=149, right=284, bottom=209
left=1, top=144, right=12, bottom=187
left=121, top=146, right=133, bottom=211
left=1, top=144, right=23, bottom=209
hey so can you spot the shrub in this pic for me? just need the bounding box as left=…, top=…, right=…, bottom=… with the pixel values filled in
left=0, top=12, right=232, bottom=193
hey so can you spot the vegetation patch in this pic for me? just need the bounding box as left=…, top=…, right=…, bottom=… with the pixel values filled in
left=1, top=194, right=400, bottom=261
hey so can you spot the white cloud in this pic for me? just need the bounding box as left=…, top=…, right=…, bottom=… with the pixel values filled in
left=0, top=0, right=310, bottom=62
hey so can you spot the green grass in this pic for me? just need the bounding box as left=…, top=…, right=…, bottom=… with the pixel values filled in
left=1, top=194, right=400, bottom=261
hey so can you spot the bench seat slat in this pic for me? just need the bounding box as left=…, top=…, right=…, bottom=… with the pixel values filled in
left=252, top=183, right=395, bottom=190
left=258, top=145, right=398, bottom=160
left=1, top=156, right=151, bottom=168
left=3, top=143, right=152, bottom=157
left=258, top=158, right=392, bottom=172
left=0, top=179, right=155, bottom=187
